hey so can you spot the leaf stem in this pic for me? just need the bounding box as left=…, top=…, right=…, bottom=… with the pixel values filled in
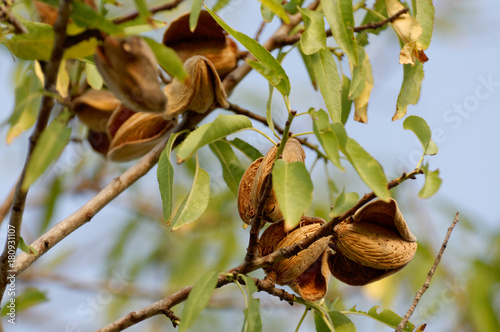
left=247, top=128, right=277, bottom=145
left=294, top=297, right=334, bottom=331
left=295, top=307, right=309, bottom=332
left=290, top=131, right=314, bottom=138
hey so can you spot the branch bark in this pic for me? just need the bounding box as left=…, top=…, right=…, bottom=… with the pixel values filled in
left=0, top=0, right=72, bottom=320
left=395, top=212, right=460, bottom=332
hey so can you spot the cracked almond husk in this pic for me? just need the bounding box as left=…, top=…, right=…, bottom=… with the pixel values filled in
left=163, top=11, right=238, bottom=78
left=73, top=89, right=120, bottom=132
left=87, top=130, right=110, bottom=156
left=249, top=138, right=305, bottom=223
left=95, top=35, right=167, bottom=114
left=238, top=157, right=263, bottom=224
left=328, top=198, right=417, bottom=286
left=163, top=55, right=229, bottom=120
left=258, top=217, right=331, bottom=302
left=107, top=106, right=176, bottom=162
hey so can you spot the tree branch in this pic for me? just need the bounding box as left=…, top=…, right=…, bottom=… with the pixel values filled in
left=0, top=4, right=27, bottom=34
left=353, top=7, right=409, bottom=32
left=0, top=0, right=72, bottom=314
left=395, top=212, right=460, bottom=332
left=112, top=0, right=186, bottom=25
left=0, top=180, right=17, bottom=226
left=252, top=168, right=424, bottom=269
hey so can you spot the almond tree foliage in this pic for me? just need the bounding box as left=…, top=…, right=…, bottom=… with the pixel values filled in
left=0, top=1, right=497, bottom=332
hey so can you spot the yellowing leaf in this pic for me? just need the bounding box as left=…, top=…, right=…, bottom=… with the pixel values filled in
left=350, top=47, right=373, bottom=123
left=56, top=60, right=70, bottom=98
left=386, top=0, right=423, bottom=65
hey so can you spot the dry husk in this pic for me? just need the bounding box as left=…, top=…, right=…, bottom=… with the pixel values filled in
left=73, top=89, right=120, bottom=132
left=163, top=55, right=228, bottom=120
left=95, top=35, right=167, bottom=114
left=163, top=11, right=238, bottom=78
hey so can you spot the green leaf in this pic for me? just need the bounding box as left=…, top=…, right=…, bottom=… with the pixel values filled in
left=340, top=74, right=352, bottom=125
left=316, top=310, right=357, bottom=332
left=309, top=109, right=344, bottom=171
left=393, top=62, right=424, bottom=120
left=22, top=112, right=72, bottom=191
left=179, top=270, right=219, bottom=332
left=170, top=156, right=210, bottom=230
left=177, top=114, right=253, bottom=163
left=212, top=0, right=232, bottom=12
left=345, top=306, right=414, bottom=331
left=85, top=62, right=103, bottom=90
left=209, top=140, right=245, bottom=196
left=259, top=0, right=290, bottom=23
left=18, top=237, right=38, bottom=256
left=419, top=165, right=442, bottom=198
left=190, top=0, right=204, bottom=31
left=40, top=176, right=62, bottom=233
left=71, top=1, right=122, bottom=34
left=142, top=37, right=187, bottom=80
left=310, top=48, right=342, bottom=123
left=415, top=0, right=435, bottom=49
left=332, top=189, right=359, bottom=217
left=299, top=47, right=317, bottom=90
left=158, top=132, right=184, bottom=223
left=6, top=64, right=43, bottom=144
left=403, top=115, right=438, bottom=155
left=348, top=46, right=367, bottom=100
left=247, top=60, right=289, bottom=96
left=284, top=0, right=304, bottom=14
left=1, top=288, right=48, bottom=317
left=332, top=124, right=390, bottom=200
left=265, top=83, right=277, bottom=136
left=240, top=275, right=262, bottom=332
left=205, top=7, right=291, bottom=96
left=120, top=18, right=167, bottom=35
left=298, top=7, right=326, bottom=55
left=4, top=22, right=97, bottom=60
left=228, top=138, right=263, bottom=160
left=272, top=160, right=314, bottom=229
left=322, top=0, right=358, bottom=66
left=133, top=0, right=150, bottom=17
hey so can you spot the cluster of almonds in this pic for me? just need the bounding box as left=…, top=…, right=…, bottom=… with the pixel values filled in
left=71, top=11, right=237, bottom=162
left=237, top=139, right=418, bottom=301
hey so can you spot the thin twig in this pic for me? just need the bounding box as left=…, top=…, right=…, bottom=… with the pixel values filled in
left=353, top=8, right=409, bottom=32
left=112, top=0, right=185, bottom=24
left=0, top=5, right=27, bottom=34
left=254, top=20, right=267, bottom=42
left=0, top=0, right=72, bottom=315
left=0, top=180, right=17, bottom=226
left=395, top=212, right=460, bottom=332
left=226, top=102, right=327, bottom=159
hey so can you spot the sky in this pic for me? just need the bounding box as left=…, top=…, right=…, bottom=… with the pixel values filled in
left=0, top=0, right=499, bottom=331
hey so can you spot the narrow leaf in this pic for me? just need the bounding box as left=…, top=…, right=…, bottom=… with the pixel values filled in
left=259, top=0, right=290, bottom=23
left=416, top=0, right=435, bottom=49
left=241, top=275, right=262, bottom=332
left=85, top=62, right=103, bottom=90
left=228, top=138, right=263, bottom=160
left=158, top=132, right=184, bottom=223
left=340, top=74, right=352, bottom=124
left=18, top=237, right=38, bottom=256
left=332, top=189, right=359, bottom=217
left=209, top=140, right=245, bottom=196
left=170, top=156, right=210, bottom=230
left=143, top=37, right=187, bottom=80
left=322, top=0, right=358, bottom=66
left=393, top=61, right=424, bottom=120
left=177, top=114, right=252, bottom=163
left=299, top=47, right=317, bottom=90
left=22, top=112, right=72, bottom=191
left=190, top=0, right=204, bottom=31
left=206, top=7, right=291, bottom=96
left=419, top=165, right=441, bottom=198
left=71, top=1, right=121, bottom=34
left=403, top=115, right=438, bottom=155
left=56, top=59, right=70, bottom=98
left=352, top=47, right=373, bottom=123
left=346, top=305, right=414, bottom=331
left=179, top=270, right=219, bottom=332
left=272, top=160, right=314, bottom=230
left=298, top=7, right=326, bottom=55
left=133, top=0, right=150, bottom=17
left=309, top=109, right=344, bottom=171
left=310, top=48, right=342, bottom=123
left=284, top=0, right=304, bottom=14
left=212, top=0, right=232, bottom=12
left=260, top=3, right=275, bottom=23
left=332, top=124, right=390, bottom=200
left=265, top=83, right=277, bottom=136
left=1, top=288, right=47, bottom=317
left=316, top=310, right=357, bottom=332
